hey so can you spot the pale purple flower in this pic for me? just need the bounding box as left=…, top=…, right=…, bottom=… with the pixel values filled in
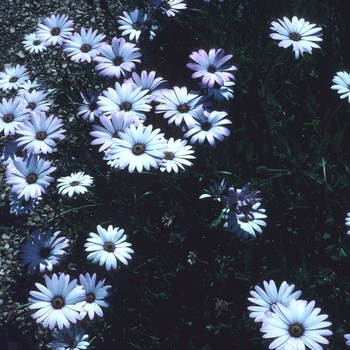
left=222, top=183, right=261, bottom=211
left=63, top=27, right=106, bottom=63
left=15, top=112, right=66, bottom=154
left=183, top=106, right=231, bottom=146
left=98, top=82, right=151, bottom=119
left=93, top=37, right=141, bottom=78
left=77, top=273, right=111, bottom=320
left=346, top=212, right=350, bottom=235
left=106, top=124, right=167, bottom=172
left=76, top=91, right=103, bottom=123
left=345, top=334, right=350, bottom=346
left=28, top=273, right=85, bottom=329
left=90, top=111, right=142, bottom=152
left=20, top=90, right=51, bottom=113
left=0, top=139, right=27, bottom=166
left=20, top=228, right=69, bottom=274
left=260, top=299, right=332, bottom=349
left=155, top=86, right=207, bottom=129
left=5, top=153, right=56, bottom=201
left=131, top=70, right=167, bottom=100
left=0, top=97, right=30, bottom=136
left=49, top=326, right=89, bottom=350
left=187, top=48, right=237, bottom=88
left=0, top=64, right=29, bottom=91
left=117, top=8, right=157, bottom=42
left=22, top=33, right=47, bottom=54
left=160, top=137, right=195, bottom=173
left=9, top=193, right=41, bottom=216
left=85, top=225, right=134, bottom=271
left=270, top=16, right=322, bottom=59
left=248, top=280, right=302, bottom=323
left=202, top=80, right=235, bottom=101
left=36, top=14, right=74, bottom=46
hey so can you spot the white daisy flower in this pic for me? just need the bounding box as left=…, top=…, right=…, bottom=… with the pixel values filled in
left=85, top=225, right=134, bottom=271
left=49, top=325, right=89, bottom=350
left=270, top=16, right=322, bottom=59
left=0, top=64, right=30, bottom=91
left=331, top=71, right=350, bottom=103
left=22, top=33, right=47, bottom=54
left=56, top=171, right=94, bottom=197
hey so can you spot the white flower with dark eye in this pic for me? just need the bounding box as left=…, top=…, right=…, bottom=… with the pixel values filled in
left=49, top=325, right=89, bottom=350
left=270, top=16, right=322, bottom=59
left=28, top=273, right=85, bottom=329
left=247, top=280, right=302, bottom=322
left=20, top=228, right=69, bottom=274
left=331, top=71, right=350, bottom=103
left=0, top=64, right=30, bottom=91
left=77, top=273, right=112, bottom=320
left=160, top=137, right=195, bottom=173
left=260, top=299, right=332, bottom=349
left=22, top=33, right=47, bottom=54
left=85, top=225, right=134, bottom=271
left=57, top=172, right=94, bottom=197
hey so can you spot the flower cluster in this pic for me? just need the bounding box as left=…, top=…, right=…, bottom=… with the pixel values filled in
left=248, top=280, right=333, bottom=349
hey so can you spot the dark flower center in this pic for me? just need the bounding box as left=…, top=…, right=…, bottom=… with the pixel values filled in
left=104, top=241, right=115, bottom=252
left=120, top=102, right=132, bottom=111
left=39, top=247, right=52, bottom=258
left=132, top=143, right=145, bottom=155
left=81, top=43, right=92, bottom=53
left=113, top=56, right=124, bottom=66
left=177, top=103, right=189, bottom=113
left=3, top=114, right=14, bottom=123
left=89, top=101, right=97, bottom=112
left=33, top=39, right=41, bottom=46
left=201, top=121, right=212, bottom=131
left=51, top=27, right=61, bottom=36
left=16, top=148, right=27, bottom=158
left=70, top=341, right=78, bottom=348
left=162, top=1, right=171, bottom=9
left=26, top=173, right=38, bottom=184
left=207, top=65, right=216, bottom=73
left=27, top=102, right=36, bottom=110
left=164, top=151, right=174, bottom=160
left=132, top=22, right=142, bottom=30
left=289, top=32, right=301, bottom=41
left=9, top=76, right=18, bottom=83
left=51, top=296, right=65, bottom=309
left=86, top=292, right=96, bottom=303
left=36, top=131, right=47, bottom=140
left=289, top=322, right=304, bottom=337
left=70, top=180, right=80, bottom=186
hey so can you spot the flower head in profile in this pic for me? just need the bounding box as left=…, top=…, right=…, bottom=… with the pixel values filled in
left=345, top=334, right=350, bottom=346
left=187, top=48, right=237, bottom=89
left=270, top=16, right=322, bottom=59
left=160, top=137, right=195, bottom=173
left=260, top=299, right=332, bottom=349
left=155, top=86, right=207, bottom=129
left=49, top=325, right=89, bottom=350
left=22, top=33, right=47, bottom=54
left=5, top=154, right=56, bottom=201
left=9, top=193, right=41, bottom=216
left=149, top=0, right=187, bottom=17
left=0, top=139, right=28, bottom=166
left=77, top=273, right=111, bottom=320
left=247, top=280, right=302, bottom=322
left=202, top=80, right=235, bottom=101
left=15, top=112, right=66, bottom=154
left=331, top=71, right=350, bottom=103
left=199, top=178, right=227, bottom=201
left=118, top=8, right=157, bottom=42
left=57, top=171, right=94, bottom=197
left=222, top=183, right=261, bottom=211
left=93, top=37, right=141, bottom=78
left=346, top=212, right=350, bottom=235
left=85, top=225, right=134, bottom=271
left=183, top=106, right=231, bottom=146
left=20, top=228, right=69, bottom=274
left=76, top=91, right=103, bottom=123
left=36, top=14, right=74, bottom=46
left=63, top=27, right=106, bottom=63
left=90, top=111, right=142, bottom=152
left=106, top=124, right=167, bottom=173
left=0, top=97, right=30, bottom=136
left=98, top=82, right=151, bottom=119
left=0, top=65, right=29, bottom=91
left=28, top=273, right=85, bottom=329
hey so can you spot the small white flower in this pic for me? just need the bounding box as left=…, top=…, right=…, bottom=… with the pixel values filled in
left=22, top=33, right=47, bottom=54
left=57, top=172, right=94, bottom=197
left=345, top=212, right=350, bottom=235
left=331, top=71, right=350, bottom=103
